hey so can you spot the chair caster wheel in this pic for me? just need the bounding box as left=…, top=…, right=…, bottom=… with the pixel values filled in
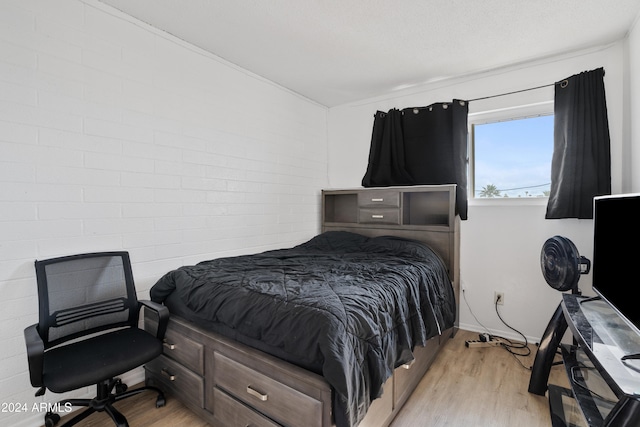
left=45, top=411, right=61, bottom=427
left=156, top=394, right=166, bottom=408
left=115, top=379, right=128, bottom=394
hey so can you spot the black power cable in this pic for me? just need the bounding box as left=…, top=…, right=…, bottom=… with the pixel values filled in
left=493, top=298, right=532, bottom=369
left=463, top=287, right=534, bottom=369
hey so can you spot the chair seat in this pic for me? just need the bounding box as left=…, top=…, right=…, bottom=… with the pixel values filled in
left=43, top=328, right=162, bottom=393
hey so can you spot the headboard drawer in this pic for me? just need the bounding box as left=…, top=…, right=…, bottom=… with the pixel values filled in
left=359, top=208, right=401, bottom=225
left=358, top=191, right=400, bottom=208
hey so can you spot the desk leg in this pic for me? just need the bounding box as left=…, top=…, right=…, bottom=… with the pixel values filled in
left=528, top=302, right=567, bottom=396
left=604, top=396, right=640, bottom=427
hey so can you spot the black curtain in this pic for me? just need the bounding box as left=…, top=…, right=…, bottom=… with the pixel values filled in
left=361, top=109, right=414, bottom=187
left=545, top=68, right=611, bottom=219
left=362, top=100, right=468, bottom=220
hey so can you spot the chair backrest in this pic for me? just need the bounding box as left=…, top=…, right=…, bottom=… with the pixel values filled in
left=34, top=252, right=139, bottom=348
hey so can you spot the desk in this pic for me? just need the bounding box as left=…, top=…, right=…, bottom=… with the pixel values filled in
left=529, top=294, right=640, bottom=426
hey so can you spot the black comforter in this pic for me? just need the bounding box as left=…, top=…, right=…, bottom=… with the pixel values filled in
left=150, top=231, right=456, bottom=427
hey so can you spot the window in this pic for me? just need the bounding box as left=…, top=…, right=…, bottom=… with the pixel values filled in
left=469, top=102, right=554, bottom=199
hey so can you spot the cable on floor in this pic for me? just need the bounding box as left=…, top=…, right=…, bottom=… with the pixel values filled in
left=493, top=299, right=532, bottom=369
left=462, top=288, right=534, bottom=370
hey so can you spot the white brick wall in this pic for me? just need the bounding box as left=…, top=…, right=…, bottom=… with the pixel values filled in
left=0, top=1, right=328, bottom=425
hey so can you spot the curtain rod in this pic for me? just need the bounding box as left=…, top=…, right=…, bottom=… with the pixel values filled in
left=465, top=82, right=556, bottom=103
left=407, top=81, right=559, bottom=110
left=392, top=68, right=604, bottom=110
left=466, top=67, right=607, bottom=103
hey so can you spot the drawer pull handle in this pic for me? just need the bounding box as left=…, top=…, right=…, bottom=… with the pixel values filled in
left=371, top=198, right=384, bottom=202
left=372, top=214, right=384, bottom=219
left=246, top=385, right=268, bottom=401
left=161, top=368, right=176, bottom=381
left=163, top=340, right=176, bottom=350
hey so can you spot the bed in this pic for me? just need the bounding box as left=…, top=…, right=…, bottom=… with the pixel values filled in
left=144, top=185, right=460, bottom=427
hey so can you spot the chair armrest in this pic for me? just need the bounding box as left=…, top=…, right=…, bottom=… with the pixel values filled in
left=23, top=324, right=44, bottom=389
left=139, top=300, right=170, bottom=340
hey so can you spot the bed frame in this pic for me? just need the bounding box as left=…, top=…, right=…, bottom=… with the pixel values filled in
left=144, top=185, right=460, bottom=427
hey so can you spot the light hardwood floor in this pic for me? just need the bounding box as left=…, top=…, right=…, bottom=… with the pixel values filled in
left=389, top=329, right=567, bottom=427
left=52, top=329, right=567, bottom=427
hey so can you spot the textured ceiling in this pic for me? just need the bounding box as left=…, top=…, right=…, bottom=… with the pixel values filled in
left=98, top=0, right=640, bottom=106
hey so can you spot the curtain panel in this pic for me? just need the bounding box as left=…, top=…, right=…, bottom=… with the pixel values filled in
left=362, top=109, right=414, bottom=187
left=362, top=100, right=468, bottom=220
left=546, top=67, right=611, bottom=219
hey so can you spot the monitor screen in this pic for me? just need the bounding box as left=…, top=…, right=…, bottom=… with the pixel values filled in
left=592, top=193, right=640, bottom=335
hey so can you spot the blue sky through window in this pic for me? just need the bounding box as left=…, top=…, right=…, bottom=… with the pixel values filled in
left=474, top=114, right=554, bottom=198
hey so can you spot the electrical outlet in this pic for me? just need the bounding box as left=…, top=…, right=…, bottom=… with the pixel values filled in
left=494, top=292, right=504, bottom=305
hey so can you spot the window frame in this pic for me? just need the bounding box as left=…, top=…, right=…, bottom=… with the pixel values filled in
left=468, top=100, right=554, bottom=203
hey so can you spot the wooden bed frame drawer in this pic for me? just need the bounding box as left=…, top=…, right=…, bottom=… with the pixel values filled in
left=145, top=312, right=205, bottom=375
left=161, top=325, right=204, bottom=375
left=393, top=338, right=439, bottom=407
left=358, top=191, right=400, bottom=208
left=145, top=355, right=205, bottom=408
left=359, top=376, right=393, bottom=427
left=213, top=387, right=281, bottom=427
left=359, top=208, right=400, bottom=225
left=213, top=352, right=323, bottom=427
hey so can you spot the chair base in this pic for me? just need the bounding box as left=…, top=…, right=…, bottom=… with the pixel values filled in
left=46, top=378, right=165, bottom=427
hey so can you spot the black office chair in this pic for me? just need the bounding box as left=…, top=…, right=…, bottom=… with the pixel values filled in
left=24, top=251, right=170, bottom=427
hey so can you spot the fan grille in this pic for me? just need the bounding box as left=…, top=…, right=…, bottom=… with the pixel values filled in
left=540, top=236, right=580, bottom=292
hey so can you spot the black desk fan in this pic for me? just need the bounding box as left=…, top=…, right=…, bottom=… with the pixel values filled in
left=529, top=235, right=591, bottom=395
left=540, top=235, right=591, bottom=294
